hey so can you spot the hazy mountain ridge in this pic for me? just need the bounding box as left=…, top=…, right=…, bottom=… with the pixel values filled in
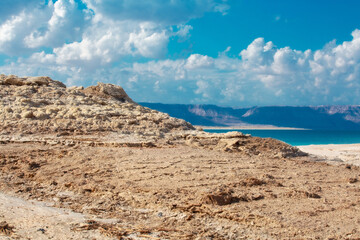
left=311, top=105, right=360, bottom=123
left=139, top=103, right=360, bottom=130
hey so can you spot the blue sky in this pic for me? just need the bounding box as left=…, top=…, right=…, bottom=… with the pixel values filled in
left=1, top=0, right=360, bottom=106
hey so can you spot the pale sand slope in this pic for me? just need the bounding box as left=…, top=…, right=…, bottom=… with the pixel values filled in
left=298, top=144, right=360, bottom=166
left=0, top=192, right=115, bottom=240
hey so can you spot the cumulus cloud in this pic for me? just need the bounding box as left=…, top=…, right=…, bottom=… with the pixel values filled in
left=29, top=20, right=171, bottom=69
left=0, top=0, right=90, bottom=55
left=128, top=22, right=169, bottom=58
left=3, top=29, right=360, bottom=106
left=0, top=0, right=229, bottom=92
left=82, top=0, right=229, bottom=24
left=0, top=11, right=42, bottom=55
left=24, top=0, right=90, bottom=49
left=0, top=0, right=226, bottom=67
left=105, top=29, right=360, bottom=105
left=185, top=54, right=214, bottom=69
left=4, top=29, right=360, bottom=105
left=2, top=1, right=360, bottom=106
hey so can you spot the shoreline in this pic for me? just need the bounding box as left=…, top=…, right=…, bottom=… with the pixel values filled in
left=298, top=143, right=360, bottom=166
left=197, top=125, right=308, bottom=130
left=297, top=143, right=360, bottom=147
left=198, top=123, right=360, bottom=165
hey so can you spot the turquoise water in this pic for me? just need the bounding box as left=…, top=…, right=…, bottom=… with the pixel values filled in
left=204, top=129, right=360, bottom=146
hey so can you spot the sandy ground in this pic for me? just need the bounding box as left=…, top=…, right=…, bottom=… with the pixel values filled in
left=0, top=192, right=116, bottom=240
left=0, top=140, right=359, bottom=239
left=298, top=144, right=360, bottom=166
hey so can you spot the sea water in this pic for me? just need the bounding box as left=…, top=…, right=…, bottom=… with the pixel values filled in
left=204, top=129, right=360, bottom=146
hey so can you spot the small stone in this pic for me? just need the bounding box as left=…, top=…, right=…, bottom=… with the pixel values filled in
left=37, top=228, right=46, bottom=234
left=348, top=178, right=358, bottom=183
left=5, top=107, right=13, bottom=113
left=34, top=112, right=50, bottom=119
left=22, top=111, right=35, bottom=119
left=223, top=131, right=245, bottom=138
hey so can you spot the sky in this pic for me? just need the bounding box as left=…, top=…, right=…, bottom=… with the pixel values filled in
left=1, top=0, right=360, bottom=107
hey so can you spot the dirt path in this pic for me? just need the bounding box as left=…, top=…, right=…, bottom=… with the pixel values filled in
left=0, top=192, right=116, bottom=240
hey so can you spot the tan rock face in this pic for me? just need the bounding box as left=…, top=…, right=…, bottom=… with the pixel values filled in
left=0, top=74, right=65, bottom=88
left=83, top=82, right=134, bottom=103
left=0, top=74, right=194, bottom=136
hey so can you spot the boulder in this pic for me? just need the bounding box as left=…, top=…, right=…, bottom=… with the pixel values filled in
left=4, top=75, right=26, bottom=86
left=84, top=82, right=134, bottom=103
left=25, top=77, right=50, bottom=86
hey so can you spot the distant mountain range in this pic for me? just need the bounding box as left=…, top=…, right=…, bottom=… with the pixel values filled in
left=139, top=103, right=360, bottom=130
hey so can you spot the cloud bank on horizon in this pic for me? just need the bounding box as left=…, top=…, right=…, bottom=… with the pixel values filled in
left=1, top=0, right=360, bottom=106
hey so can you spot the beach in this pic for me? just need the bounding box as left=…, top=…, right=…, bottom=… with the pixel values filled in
left=204, top=124, right=360, bottom=165
left=298, top=143, right=360, bottom=166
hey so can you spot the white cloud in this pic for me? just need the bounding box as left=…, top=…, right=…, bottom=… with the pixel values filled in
left=50, top=20, right=135, bottom=66
left=0, top=0, right=227, bottom=68
left=0, top=14, right=23, bottom=43
left=127, top=22, right=169, bottom=58
left=240, top=38, right=276, bottom=69
left=0, top=0, right=90, bottom=55
left=2, top=1, right=360, bottom=106
left=185, top=54, right=214, bottom=69
left=0, top=11, right=40, bottom=55
left=33, top=20, right=172, bottom=69
left=24, top=0, right=90, bottom=49
left=175, top=24, right=193, bottom=38
left=82, top=0, right=229, bottom=24
left=113, top=29, right=360, bottom=105
left=5, top=29, right=360, bottom=106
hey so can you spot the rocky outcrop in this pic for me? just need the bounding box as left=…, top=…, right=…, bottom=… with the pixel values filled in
left=0, top=74, right=194, bottom=137
left=0, top=74, right=66, bottom=88
left=0, top=74, right=306, bottom=158
left=183, top=131, right=306, bottom=158
left=83, top=82, right=134, bottom=103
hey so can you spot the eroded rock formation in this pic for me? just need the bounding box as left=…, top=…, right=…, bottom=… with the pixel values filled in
left=0, top=74, right=194, bottom=136
left=0, top=74, right=306, bottom=158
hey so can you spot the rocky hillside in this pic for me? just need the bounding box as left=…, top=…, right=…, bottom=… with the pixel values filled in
left=140, top=103, right=360, bottom=130
left=0, top=74, right=305, bottom=158
left=0, top=74, right=194, bottom=137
